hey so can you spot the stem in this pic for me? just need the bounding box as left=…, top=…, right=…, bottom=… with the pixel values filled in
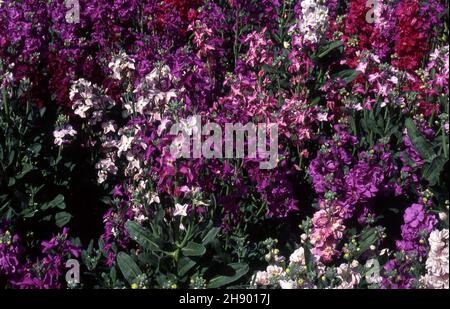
left=1, top=88, right=8, bottom=118
left=233, top=9, right=239, bottom=66
left=443, top=129, right=448, bottom=159
left=0, top=60, right=9, bottom=119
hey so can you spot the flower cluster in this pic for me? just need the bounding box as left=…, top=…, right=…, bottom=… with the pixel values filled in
left=0, top=228, right=22, bottom=277
left=0, top=0, right=448, bottom=290
left=421, top=229, right=449, bottom=289
left=298, top=0, right=329, bottom=44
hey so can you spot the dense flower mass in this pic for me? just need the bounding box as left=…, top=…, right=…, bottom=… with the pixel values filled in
left=0, top=0, right=448, bottom=290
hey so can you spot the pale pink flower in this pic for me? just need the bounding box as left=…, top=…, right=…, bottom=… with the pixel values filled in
left=253, top=271, right=270, bottom=286
left=173, top=203, right=189, bottom=217
left=289, top=247, right=306, bottom=265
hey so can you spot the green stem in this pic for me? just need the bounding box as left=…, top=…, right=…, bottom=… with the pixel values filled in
left=443, top=129, right=448, bottom=159
left=1, top=59, right=9, bottom=119
left=233, top=9, right=240, bottom=67
left=1, top=88, right=8, bottom=118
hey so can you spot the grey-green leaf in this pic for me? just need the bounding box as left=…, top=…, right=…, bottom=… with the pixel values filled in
left=42, top=194, right=65, bottom=210
left=423, top=157, right=446, bottom=186
left=207, top=263, right=249, bottom=288
left=116, top=252, right=142, bottom=285
left=357, top=228, right=378, bottom=257
left=334, top=69, right=361, bottom=84
left=405, top=118, right=436, bottom=161
left=318, top=40, right=343, bottom=58
left=125, top=221, right=161, bottom=252
left=202, top=227, right=220, bottom=245
left=55, top=211, right=72, bottom=227
left=178, top=256, right=196, bottom=277
left=181, top=241, right=206, bottom=257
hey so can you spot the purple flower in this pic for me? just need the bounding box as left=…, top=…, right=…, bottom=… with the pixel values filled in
left=396, top=203, right=437, bottom=257
left=0, top=228, right=23, bottom=277
left=11, top=228, right=80, bottom=289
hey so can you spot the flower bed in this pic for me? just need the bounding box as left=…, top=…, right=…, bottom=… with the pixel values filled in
left=0, top=0, right=448, bottom=289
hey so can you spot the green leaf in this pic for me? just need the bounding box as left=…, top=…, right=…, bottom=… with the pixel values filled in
left=318, top=40, right=343, bottom=58
left=30, top=143, right=42, bottom=155
left=304, top=245, right=315, bottom=272
left=333, top=69, right=361, bottom=84
left=55, top=211, right=72, bottom=227
left=7, top=177, right=15, bottom=187
left=405, top=118, right=436, bottom=161
left=125, top=221, right=161, bottom=252
left=39, top=107, right=46, bottom=117
left=7, top=150, right=15, bottom=167
left=181, top=241, right=206, bottom=257
left=202, top=227, right=220, bottom=245
left=116, top=252, right=142, bottom=285
left=309, top=97, right=321, bottom=106
left=423, top=157, right=446, bottom=186
left=365, top=258, right=380, bottom=282
left=138, top=252, right=159, bottom=267
left=207, top=263, right=249, bottom=288
left=110, top=266, right=117, bottom=282
left=16, top=164, right=33, bottom=179
left=20, top=208, right=37, bottom=219
left=357, top=228, right=378, bottom=257
left=178, top=256, right=196, bottom=277
left=42, top=194, right=65, bottom=210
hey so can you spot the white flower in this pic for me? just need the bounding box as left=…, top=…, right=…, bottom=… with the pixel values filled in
left=421, top=229, right=449, bottom=289
left=173, top=203, right=189, bottom=217
left=171, top=134, right=189, bottom=157
left=426, top=229, right=449, bottom=276
left=145, top=65, right=174, bottom=85
left=181, top=116, right=200, bottom=135
left=335, top=262, right=361, bottom=289
left=102, top=121, right=117, bottom=134
left=317, top=112, right=328, bottom=122
left=266, top=265, right=284, bottom=278
left=108, top=52, right=135, bottom=80
left=389, top=76, right=399, bottom=85
left=298, top=0, right=329, bottom=44
left=70, top=79, right=113, bottom=123
left=429, top=229, right=448, bottom=255
left=111, top=226, right=119, bottom=237
left=1, top=71, right=13, bottom=86
left=53, top=125, right=77, bottom=146
left=132, top=205, right=148, bottom=224
left=126, top=159, right=141, bottom=175
left=350, top=260, right=359, bottom=268
left=131, top=65, right=179, bottom=116
left=147, top=193, right=160, bottom=205
left=356, top=61, right=368, bottom=74
left=95, top=158, right=118, bottom=184
left=421, top=273, right=449, bottom=289
left=289, top=247, right=306, bottom=265
left=157, top=118, right=171, bottom=136
left=73, top=100, right=92, bottom=118
left=117, top=134, right=134, bottom=157
left=380, top=248, right=391, bottom=256
left=366, top=272, right=382, bottom=285
left=279, top=279, right=297, bottom=289
left=135, top=96, right=150, bottom=114
left=253, top=271, right=270, bottom=286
